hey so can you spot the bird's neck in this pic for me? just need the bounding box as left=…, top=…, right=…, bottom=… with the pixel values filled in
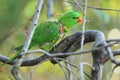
left=56, top=21, right=64, bottom=34
left=58, top=19, right=73, bottom=29
left=57, top=20, right=69, bottom=32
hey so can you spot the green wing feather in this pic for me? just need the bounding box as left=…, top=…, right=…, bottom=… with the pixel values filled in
left=30, top=21, right=60, bottom=48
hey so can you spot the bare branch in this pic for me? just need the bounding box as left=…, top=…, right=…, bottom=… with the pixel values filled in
left=47, top=0, right=54, bottom=18
left=0, top=30, right=120, bottom=67
left=0, top=30, right=120, bottom=80
left=102, top=50, right=120, bottom=64
left=106, top=39, right=120, bottom=42
left=50, top=30, right=107, bottom=64
left=64, top=1, right=120, bottom=12
left=74, top=0, right=85, bottom=15
left=28, top=65, right=39, bottom=80
left=26, top=49, right=52, bottom=56
left=55, top=59, right=70, bottom=80
left=11, top=0, right=43, bottom=80
left=91, top=45, right=104, bottom=80
left=79, top=0, right=87, bottom=61
left=0, top=49, right=119, bottom=67
left=104, top=42, right=120, bottom=64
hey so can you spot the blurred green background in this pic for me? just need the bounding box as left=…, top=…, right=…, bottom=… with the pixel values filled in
left=0, top=0, right=120, bottom=80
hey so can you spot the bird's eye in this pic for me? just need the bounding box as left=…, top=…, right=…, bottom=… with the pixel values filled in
left=72, top=17, right=79, bottom=19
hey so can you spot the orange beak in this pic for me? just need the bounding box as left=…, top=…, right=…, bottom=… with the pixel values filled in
left=77, top=18, right=82, bottom=23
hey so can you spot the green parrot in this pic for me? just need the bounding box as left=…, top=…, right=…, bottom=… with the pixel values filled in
left=1, top=11, right=82, bottom=66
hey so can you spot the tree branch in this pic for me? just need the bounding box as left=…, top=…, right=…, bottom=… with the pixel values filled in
left=64, top=1, right=120, bottom=12
left=0, top=30, right=120, bottom=80
left=11, top=0, right=43, bottom=80
left=1, top=30, right=120, bottom=67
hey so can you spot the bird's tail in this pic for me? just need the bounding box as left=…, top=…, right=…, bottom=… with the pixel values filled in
left=15, top=45, right=23, bottom=51
left=0, top=50, right=21, bottom=67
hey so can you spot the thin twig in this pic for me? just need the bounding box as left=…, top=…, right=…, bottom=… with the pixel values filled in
left=79, top=0, right=87, bottom=61
left=76, top=1, right=88, bottom=79
left=64, top=1, right=120, bottom=12
left=79, top=62, right=95, bottom=80
left=47, top=0, right=54, bottom=18
left=76, top=3, right=88, bottom=79
left=104, top=41, right=120, bottom=64
left=66, top=58, right=73, bottom=80
left=27, top=42, right=118, bottom=59
left=54, top=58, right=81, bottom=80
left=26, top=49, right=52, bottom=56
left=82, top=62, right=95, bottom=71
left=51, top=41, right=119, bottom=57
left=54, top=58, right=69, bottom=80
left=28, top=64, right=39, bottom=80
left=74, top=0, right=85, bottom=15
left=55, top=58, right=78, bottom=68
left=0, top=40, right=119, bottom=66
left=102, top=49, right=120, bottom=64
left=79, top=62, right=84, bottom=80
left=106, top=39, right=120, bottom=43
left=11, top=0, right=43, bottom=80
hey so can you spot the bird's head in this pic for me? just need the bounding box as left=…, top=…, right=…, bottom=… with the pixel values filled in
left=59, top=11, right=82, bottom=29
